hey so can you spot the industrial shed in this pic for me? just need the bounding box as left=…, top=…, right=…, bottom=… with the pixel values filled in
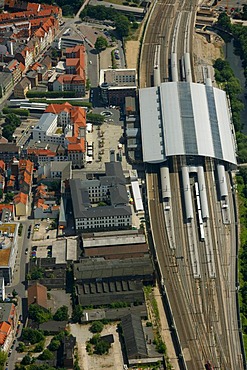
left=121, top=314, right=148, bottom=360
left=74, top=256, right=154, bottom=307
left=139, top=82, right=237, bottom=166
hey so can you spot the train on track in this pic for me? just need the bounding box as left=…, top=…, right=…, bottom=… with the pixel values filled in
left=195, top=182, right=205, bottom=242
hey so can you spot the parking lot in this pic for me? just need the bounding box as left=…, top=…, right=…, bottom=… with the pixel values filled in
left=32, top=220, right=57, bottom=242
left=74, top=110, right=132, bottom=175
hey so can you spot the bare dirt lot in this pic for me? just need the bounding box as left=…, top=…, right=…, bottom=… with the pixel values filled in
left=69, top=323, right=124, bottom=370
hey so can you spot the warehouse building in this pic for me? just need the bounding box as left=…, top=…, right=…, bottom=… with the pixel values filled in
left=74, top=256, right=154, bottom=307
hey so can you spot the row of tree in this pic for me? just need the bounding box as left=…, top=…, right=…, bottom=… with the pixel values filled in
left=213, top=58, right=244, bottom=132
left=216, top=12, right=247, bottom=350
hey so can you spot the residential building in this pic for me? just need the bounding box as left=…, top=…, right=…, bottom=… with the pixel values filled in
left=0, top=224, right=18, bottom=284
left=26, top=70, right=38, bottom=87
left=34, top=183, right=59, bottom=219
left=14, top=192, right=28, bottom=216
left=14, top=76, right=31, bottom=98
left=0, top=204, right=14, bottom=223
left=3, top=59, right=24, bottom=85
left=67, top=137, right=85, bottom=169
left=18, top=159, right=33, bottom=195
left=0, top=144, right=20, bottom=163
left=0, top=278, right=5, bottom=301
left=0, top=71, right=13, bottom=98
left=0, top=302, right=17, bottom=351
left=31, top=103, right=87, bottom=168
left=27, top=282, right=48, bottom=309
left=38, top=161, right=72, bottom=182
left=53, top=45, right=86, bottom=96
left=99, top=69, right=137, bottom=106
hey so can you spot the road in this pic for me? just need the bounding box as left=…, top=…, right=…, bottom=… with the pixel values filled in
left=5, top=219, right=34, bottom=370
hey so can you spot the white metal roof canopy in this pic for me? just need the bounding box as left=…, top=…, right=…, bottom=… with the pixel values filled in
left=139, top=82, right=237, bottom=165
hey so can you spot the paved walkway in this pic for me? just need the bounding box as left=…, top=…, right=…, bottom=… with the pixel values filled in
left=153, top=286, right=180, bottom=370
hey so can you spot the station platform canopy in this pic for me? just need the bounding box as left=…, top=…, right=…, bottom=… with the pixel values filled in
left=139, top=82, right=237, bottom=166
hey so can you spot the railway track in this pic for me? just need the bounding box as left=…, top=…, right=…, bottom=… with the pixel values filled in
left=140, top=0, right=244, bottom=367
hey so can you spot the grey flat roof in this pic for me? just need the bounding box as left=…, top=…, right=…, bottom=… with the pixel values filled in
left=139, top=82, right=237, bottom=165
left=83, top=233, right=146, bottom=248
left=34, top=113, right=57, bottom=132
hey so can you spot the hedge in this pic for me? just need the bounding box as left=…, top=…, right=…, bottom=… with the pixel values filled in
left=26, top=91, right=76, bottom=98
left=2, top=108, right=29, bottom=116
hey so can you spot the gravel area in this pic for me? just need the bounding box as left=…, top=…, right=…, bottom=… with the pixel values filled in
left=69, top=323, right=124, bottom=370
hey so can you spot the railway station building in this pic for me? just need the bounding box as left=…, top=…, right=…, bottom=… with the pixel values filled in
left=139, top=81, right=237, bottom=167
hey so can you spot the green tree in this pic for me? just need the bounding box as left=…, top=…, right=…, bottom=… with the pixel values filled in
left=71, top=305, right=84, bottom=323
left=5, top=192, right=14, bottom=203
left=33, top=340, right=45, bottom=352
left=12, top=289, right=18, bottom=298
left=94, top=339, right=111, bottom=355
left=38, top=349, right=54, bottom=361
left=217, top=12, right=232, bottom=30
left=95, top=36, right=108, bottom=52
left=0, top=351, right=7, bottom=368
left=21, top=328, right=45, bottom=344
left=48, top=339, right=61, bottom=351
left=26, top=267, right=44, bottom=280
left=21, top=354, right=33, bottom=365
left=115, top=15, right=130, bottom=37
left=17, top=342, right=26, bottom=352
left=89, top=321, right=104, bottom=333
left=53, top=305, right=69, bottom=321
left=5, top=113, right=21, bottom=127
left=28, top=304, right=52, bottom=323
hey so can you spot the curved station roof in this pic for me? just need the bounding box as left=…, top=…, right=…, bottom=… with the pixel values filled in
left=139, top=82, right=237, bottom=165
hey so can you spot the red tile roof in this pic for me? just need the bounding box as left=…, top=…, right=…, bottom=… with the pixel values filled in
left=0, top=322, right=11, bottom=346
left=28, top=282, right=47, bottom=309
left=14, top=192, right=28, bottom=205
left=68, top=138, right=86, bottom=153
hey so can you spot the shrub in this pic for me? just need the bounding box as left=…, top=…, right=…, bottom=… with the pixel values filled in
left=89, top=321, right=104, bottom=333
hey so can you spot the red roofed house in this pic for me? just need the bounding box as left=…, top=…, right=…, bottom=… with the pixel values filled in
left=34, top=183, right=59, bottom=219
left=28, top=282, right=47, bottom=309
left=14, top=192, right=28, bottom=216
left=53, top=45, right=85, bottom=96
left=18, top=159, right=33, bottom=195
left=0, top=161, right=5, bottom=197
left=67, top=137, right=86, bottom=169
left=0, top=302, right=17, bottom=351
